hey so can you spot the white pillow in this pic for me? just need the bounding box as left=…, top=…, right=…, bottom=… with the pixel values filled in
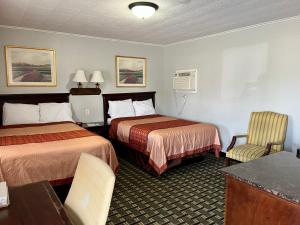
left=3, top=103, right=40, bottom=126
left=108, top=99, right=135, bottom=119
left=39, top=103, right=74, bottom=123
left=133, top=99, right=156, bottom=116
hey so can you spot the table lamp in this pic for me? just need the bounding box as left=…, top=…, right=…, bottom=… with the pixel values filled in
left=90, top=70, right=104, bottom=88
left=73, top=70, right=87, bottom=88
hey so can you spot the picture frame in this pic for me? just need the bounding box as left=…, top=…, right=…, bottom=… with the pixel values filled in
left=115, top=55, right=146, bottom=87
left=5, top=45, right=57, bottom=87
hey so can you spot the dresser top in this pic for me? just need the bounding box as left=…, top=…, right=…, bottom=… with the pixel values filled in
left=221, top=151, right=300, bottom=204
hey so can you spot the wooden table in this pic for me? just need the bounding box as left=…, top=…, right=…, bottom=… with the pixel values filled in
left=224, top=175, right=300, bottom=225
left=0, top=181, right=73, bottom=225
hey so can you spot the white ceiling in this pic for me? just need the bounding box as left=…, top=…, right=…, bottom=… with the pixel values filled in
left=1, top=0, right=300, bottom=45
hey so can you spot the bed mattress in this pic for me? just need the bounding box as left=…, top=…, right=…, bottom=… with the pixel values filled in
left=0, top=122, right=119, bottom=186
left=109, top=115, right=221, bottom=174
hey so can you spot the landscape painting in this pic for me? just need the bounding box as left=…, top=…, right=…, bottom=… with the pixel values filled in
left=116, top=56, right=146, bottom=87
left=5, top=46, right=56, bottom=86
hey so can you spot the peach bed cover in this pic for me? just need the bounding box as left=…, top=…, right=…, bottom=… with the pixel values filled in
left=0, top=122, right=118, bottom=186
left=110, top=115, right=221, bottom=174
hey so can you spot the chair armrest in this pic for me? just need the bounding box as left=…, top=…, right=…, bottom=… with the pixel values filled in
left=227, top=135, right=248, bottom=151
left=235, top=135, right=248, bottom=138
left=264, top=142, right=284, bottom=155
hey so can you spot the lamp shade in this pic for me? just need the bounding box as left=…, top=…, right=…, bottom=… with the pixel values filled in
left=73, top=70, right=87, bottom=83
left=90, top=71, right=104, bottom=83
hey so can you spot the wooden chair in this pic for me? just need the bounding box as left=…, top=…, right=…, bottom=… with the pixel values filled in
left=64, top=153, right=115, bottom=225
left=225, top=111, right=288, bottom=166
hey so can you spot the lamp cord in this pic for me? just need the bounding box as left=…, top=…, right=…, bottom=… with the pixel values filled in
left=174, top=91, right=188, bottom=115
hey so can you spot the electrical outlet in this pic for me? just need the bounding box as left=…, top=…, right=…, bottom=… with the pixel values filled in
left=84, top=108, right=90, bottom=117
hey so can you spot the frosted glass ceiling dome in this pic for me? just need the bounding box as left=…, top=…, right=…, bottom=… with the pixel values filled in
left=129, top=2, right=159, bottom=19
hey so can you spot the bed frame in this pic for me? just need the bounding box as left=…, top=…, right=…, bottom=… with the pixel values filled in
left=102, top=91, right=198, bottom=175
left=102, top=91, right=156, bottom=127
left=102, top=91, right=210, bottom=175
left=0, top=93, right=70, bottom=126
left=102, top=91, right=159, bottom=173
left=0, top=93, right=72, bottom=195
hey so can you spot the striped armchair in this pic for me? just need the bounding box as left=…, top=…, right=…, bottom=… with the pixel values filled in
left=225, top=111, right=288, bottom=166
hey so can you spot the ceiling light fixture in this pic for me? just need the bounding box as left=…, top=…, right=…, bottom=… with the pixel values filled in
left=129, top=2, right=159, bottom=19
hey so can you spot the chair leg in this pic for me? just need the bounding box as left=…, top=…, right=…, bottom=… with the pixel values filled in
left=225, top=157, right=230, bottom=166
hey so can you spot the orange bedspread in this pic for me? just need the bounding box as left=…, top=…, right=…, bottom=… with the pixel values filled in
left=110, top=115, right=221, bottom=174
left=0, top=122, right=119, bottom=186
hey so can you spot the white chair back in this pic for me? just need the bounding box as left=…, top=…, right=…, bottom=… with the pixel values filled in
left=64, top=153, right=115, bottom=225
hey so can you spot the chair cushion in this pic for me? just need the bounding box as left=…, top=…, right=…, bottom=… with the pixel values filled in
left=226, top=144, right=266, bottom=162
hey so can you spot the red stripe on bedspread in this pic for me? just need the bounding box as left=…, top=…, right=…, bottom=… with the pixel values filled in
left=109, top=114, right=163, bottom=139
left=0, top=129, right=96, bottom=146
left=129, top=119, right=198, bottom=153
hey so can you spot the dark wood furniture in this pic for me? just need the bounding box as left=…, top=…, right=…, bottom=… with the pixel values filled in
left=102, top=91, right=217, bottom=174
left=0, top=181, right=72, bottom=225
left=222, top=152, right=300, bottom=225
left=70, top=88, right=101, bottom=95
left=102, top=91, right=156, bottom=128
left=82, top=122, right=105, bottom=136
left=0, top=93, right=73, bottom=190
left=102, top=91, right=157, bottom=173
left=224, top=176, right=300, bottom=225
left=0, top=93, right=70, bottom=126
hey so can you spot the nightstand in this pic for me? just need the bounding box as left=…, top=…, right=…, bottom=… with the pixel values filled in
left=81, top=122, right=105, bottom=136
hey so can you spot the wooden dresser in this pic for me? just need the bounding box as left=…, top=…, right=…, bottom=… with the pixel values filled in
left=221, top=152, right=300, bottom=225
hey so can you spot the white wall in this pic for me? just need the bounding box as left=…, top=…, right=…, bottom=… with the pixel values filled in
left=0, top=27, right=164, bottom=122
left=162, top=18, right=300, bottom=152
left=1, top=17, right=300, bottom=153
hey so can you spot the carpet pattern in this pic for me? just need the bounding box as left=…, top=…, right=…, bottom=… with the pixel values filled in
left=107, top=155, right=226, bottom=225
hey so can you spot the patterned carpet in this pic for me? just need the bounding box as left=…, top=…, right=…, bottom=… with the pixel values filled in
left=107, top=154, right=226, bottom=225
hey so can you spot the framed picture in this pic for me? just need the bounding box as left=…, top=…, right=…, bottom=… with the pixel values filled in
left=5, top=45, right=56, bottom=86
left=115, top=55, right=146, bottom=87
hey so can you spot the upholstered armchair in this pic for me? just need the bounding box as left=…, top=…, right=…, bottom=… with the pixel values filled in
left=225, top=111, right=288, bottom=166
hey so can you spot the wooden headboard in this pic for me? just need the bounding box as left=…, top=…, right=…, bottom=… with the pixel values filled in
left=0, top=93, right=70, bottom=126
left=102, top=91, right=156, bottom=126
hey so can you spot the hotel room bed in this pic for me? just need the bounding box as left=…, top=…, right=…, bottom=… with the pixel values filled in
left=103, top=92, right=221, bottom=175
left=0, top=93, right=119, bottom=186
